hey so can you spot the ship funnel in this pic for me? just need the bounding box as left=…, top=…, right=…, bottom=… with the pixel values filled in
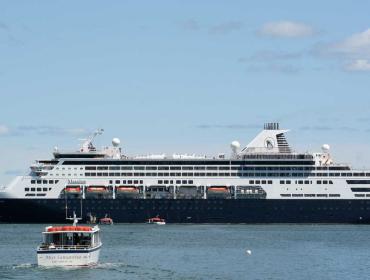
left=264, top=123, right=280, bottom=130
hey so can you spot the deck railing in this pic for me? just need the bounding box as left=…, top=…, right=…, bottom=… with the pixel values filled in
left=38, top=244, right=93, bottom=251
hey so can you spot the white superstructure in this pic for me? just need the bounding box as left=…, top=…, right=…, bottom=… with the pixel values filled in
left=1, top=123, right=370, bottom=201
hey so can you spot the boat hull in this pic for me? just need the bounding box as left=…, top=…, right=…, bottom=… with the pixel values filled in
left=1, top=198, right=370, bottom=223
left=37, top=246, right=100, bottom=267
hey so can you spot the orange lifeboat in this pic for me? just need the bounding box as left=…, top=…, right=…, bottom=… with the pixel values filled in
left=87, top=186, right=108, bottom=193
left=47, top=226, right=62, bottom=232
left=62, top=226, right=74, bottom=231
left=116, top=186, right=139, bottom=193
left=47, top=226, right=92, bottom=232
left=65, top=186, right=81, bottom=193
left=76, top=226, right=92, bottom=231
left=208, top=186, right=229, bottom=192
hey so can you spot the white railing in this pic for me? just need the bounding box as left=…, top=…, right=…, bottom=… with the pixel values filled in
left=38, top=244, right=92, bottom=251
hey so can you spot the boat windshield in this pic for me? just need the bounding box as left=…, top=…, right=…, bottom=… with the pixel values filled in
left=43, top=232, right=92, bottom=247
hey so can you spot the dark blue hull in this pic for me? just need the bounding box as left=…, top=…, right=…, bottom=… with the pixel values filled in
left=1, top=198, right=370, bottom=223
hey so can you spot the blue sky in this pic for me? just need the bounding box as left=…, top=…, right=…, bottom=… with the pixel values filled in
left=1, top=1, right=370, bottom=184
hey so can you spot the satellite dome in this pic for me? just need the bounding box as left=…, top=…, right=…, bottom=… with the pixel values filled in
left=322, top=144, right=330, bottom=153
left=112, top=138, right=121, bottom=147
left=230, top=141, right=241, bottom=152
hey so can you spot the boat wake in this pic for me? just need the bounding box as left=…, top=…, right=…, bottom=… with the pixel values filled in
left=0, top=262, right=178, bottom=279
left=93, top=262, right=176, bottom=277
left=2, top=262, right=129, bottom=271
left=94, top=262, right=130, bottom=269
left=11, top=263, right=35, bottom=269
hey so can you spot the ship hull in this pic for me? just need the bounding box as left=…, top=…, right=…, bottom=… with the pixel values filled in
left=1, top=198, right=370, bottom=223
left=37, top=246, right=101, bottom=267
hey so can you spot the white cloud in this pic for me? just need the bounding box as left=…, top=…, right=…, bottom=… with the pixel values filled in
left=0, top=125, right=9, bottom=136
left=259, top=21, right=314, bottom=38
left=314, top=28, right=370, bottom=72
left=345, top=59, right=370, bottom=71
left=330, top=28, right=370, bottom=57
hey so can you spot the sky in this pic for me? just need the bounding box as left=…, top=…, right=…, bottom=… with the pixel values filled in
left=1, top=0, right=370, bottom=184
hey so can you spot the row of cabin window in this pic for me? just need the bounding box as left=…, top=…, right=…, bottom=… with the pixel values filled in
left=31, top=180, right=59, bottom=184
left=249, top=180, right=273, bottom=184
left=54, top=167, right=84, bottom=170
left=25, top=187, right=51, bottom=192
left=108, top=179, right=193, bottom=185
left=46, top=172, right=370, bottom=179
left=48, top=174, right=83, bottom=177
left=25, top=193, right=46, bottom=197
left=280, top=194, right=340, bottom=197
left=164, top=180, right=194, bottom=185
left=109, top=180, right=143, bottom=185
left=84, top=172, right=353, bottom=178
left=280, top=180, right=333, bottom=185
left=83, top=166, right=351, bottom=171
left=354, top=194, right=370, bottom=197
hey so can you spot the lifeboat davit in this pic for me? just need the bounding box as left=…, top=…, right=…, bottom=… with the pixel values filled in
left=87, top=186, right=108, bottom=193
left=65, top=186, right=81, bottom=193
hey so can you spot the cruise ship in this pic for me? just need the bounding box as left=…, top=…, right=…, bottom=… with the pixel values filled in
left=1, top=123, right=370, bottom=223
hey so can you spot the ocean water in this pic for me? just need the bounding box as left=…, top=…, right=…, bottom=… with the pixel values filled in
left=0, top=224, right=370, bottom=280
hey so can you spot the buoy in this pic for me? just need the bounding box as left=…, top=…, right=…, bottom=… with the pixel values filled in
left=246, top=249, right=252, bottom=255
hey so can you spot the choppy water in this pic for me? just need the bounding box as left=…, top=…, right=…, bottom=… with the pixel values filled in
left=1, top=224, right=370, bottom=279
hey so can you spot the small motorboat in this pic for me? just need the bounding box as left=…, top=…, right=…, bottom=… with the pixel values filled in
left=37, top=213, right=102, bottom=267
left=99, top=214, right=113, bottom=225
left=146, top=217, right=166, bottom=225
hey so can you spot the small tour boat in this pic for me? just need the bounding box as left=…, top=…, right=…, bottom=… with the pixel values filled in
left=37, top=214, right=102, bottom=267
left=146, top=217, right=166, bottom=225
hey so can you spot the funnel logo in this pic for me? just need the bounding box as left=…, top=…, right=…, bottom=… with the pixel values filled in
left=265, top=138, right=275, bottom=150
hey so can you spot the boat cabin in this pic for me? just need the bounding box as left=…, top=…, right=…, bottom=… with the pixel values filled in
left=39, top=226, right=101, bottom=250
